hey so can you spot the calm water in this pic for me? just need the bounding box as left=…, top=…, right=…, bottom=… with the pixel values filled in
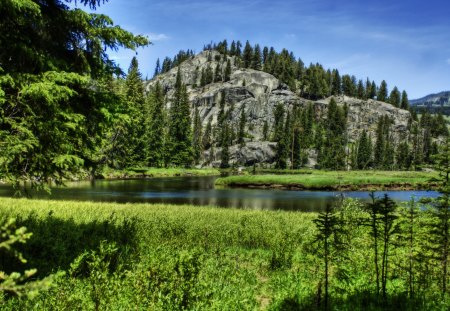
left=0, top=176, right=440, bottom=211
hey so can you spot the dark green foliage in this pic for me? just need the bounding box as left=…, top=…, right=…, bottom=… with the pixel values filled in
left=303, top=63, right=329, bottom=100
left=421, top=111, right=449, bottom=138
left=192, top=106, right=203, bottom=164
left=224, top=59, right=232, bottom=82
left=357, top=79, right=366, bottom=99
left=331, top=69, right=341, bottom=96
left=401, top=90, right=409, bottom=110
left=238, top=104, right=246, bottom=146
left=153, top=58, right=161, bottom=77
left=374, top=117, right=386, bottom=169
left=364, top=194, right=399, bottom=301
left=146, top=82, right=166, bottom=167
left=411, top=123, right=424, bottom=169
left=378, top=80, right=388, bottom=102
left=202, top=116, right=213, bottom=151
left=251, top=44, right=262, bottom=70
left=313, top=203, right=344, bottom=310
left=242, top=41, right=253, bottom=68
left=389, top=87, right=401, bottom=108
left=160, top=50, right=195, bottom=74
left=263, top=120, right=269, bottom=141
left=220, top=122, right=231, bottom=168
left=320, top=98, right=347, bottom=170
left=396, top=141, right=412, bottom=170
left=216, top=39, right=228, bottom=55
left=342, top=75, right=356, bottom=97
left=213, top=64, right=222, bottom=82
left=216, top=91, right=227, bottom=144
left=274, top=104, right=288, bottom=169
left=229, top=40, right=237, bottom=56
left=356, top=130, right=372, bottom=169
left=0, top=0, right=148, bottom=189
left=124, top=57, right=147, bottom=167
left=430, top=139, right=450, bottom=294
left=167, top=69, right=193, bottom=167
left=205, top=65, right=214, bottom=85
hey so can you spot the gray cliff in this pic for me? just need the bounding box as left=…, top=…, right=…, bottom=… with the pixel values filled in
left=146, top=50, right=413, bottom=167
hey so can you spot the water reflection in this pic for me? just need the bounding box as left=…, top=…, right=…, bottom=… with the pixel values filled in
left=0, top=177, right=440, bottom=212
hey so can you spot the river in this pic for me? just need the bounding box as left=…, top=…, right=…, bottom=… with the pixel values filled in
left=0, top=176, right=440, bottom=211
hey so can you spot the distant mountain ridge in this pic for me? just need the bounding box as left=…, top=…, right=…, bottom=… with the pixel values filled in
left=410, top=91, right=450, bottom=107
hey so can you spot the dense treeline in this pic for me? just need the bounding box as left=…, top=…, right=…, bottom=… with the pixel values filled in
left=0, top=0, right=148, bottom=189
left=156, top=39, right=411, bottom=109
left=140, top=56, right=445, bottom=171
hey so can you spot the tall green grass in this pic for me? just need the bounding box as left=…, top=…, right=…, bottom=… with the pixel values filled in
left=215, top=170, right=438, bottom=190
left=0, top=197, right=448, bottom=310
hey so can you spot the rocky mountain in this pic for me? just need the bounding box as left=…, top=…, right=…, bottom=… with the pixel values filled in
left=146, top=50, right=414, bottom=167
left=410, top=91, right=450, bottom=111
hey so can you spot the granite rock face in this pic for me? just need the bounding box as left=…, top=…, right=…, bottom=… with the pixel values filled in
left=146, top=51, right=413, bottom=166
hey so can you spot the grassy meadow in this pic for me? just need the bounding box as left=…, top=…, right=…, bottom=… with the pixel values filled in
left=99, top=167, right=221, bottom=179
left=0, top=197, right=449, bottom=310
left=215, top=170, right=438, bottom=190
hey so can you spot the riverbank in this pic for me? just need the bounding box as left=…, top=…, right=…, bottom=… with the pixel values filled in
left=98, top=167, right=221, bottom=179
left=0, top=197, right=447, bottom=310
left=215, top=170, right=439, bottom=191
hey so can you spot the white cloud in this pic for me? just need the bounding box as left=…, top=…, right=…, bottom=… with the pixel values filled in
left=147, top=33, right=169, bottom=42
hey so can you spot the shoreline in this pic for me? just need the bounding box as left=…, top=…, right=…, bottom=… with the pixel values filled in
left=218, top=182, right=438, bottom=191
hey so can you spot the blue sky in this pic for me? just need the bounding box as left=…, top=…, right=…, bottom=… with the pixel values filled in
left=78, top=0, right=450, bottom=99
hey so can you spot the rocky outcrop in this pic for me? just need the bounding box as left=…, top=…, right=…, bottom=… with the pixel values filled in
left=146, top=51, right=414, bottom=167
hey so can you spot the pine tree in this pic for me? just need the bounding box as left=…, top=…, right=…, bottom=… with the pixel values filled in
left=213, top=64, right=222, bottom=82
left=224, top=59, right=232, bottom=82
left=168, top=68, right=193, bottom=167
left=202, top=116, right=213, bottom=150
left=321, top=98, right=347, bottom=169
left=401, top=90, right=410, bottom=110
left=374, top=118, right=385, bottom=169
left=220, top=122, right=231, bottom=168
left=356, top=130, right=372, bottom=169
left=230, top=40, right=237, bottom=56
left=411, top=123, right=423, bottom=170
left=243, top=41, right=253, bottom=68
left=357, top=80, right=365, bottom=99
left=366, top=78, right=373, bottom=99
left=383, top=139, right=395, bottom=170
left=205, top=65, right=213, bottom=84
left=274, top=104, right=287, bottom=169
left=389, top=87, right=401, bottom=107
left=263, top=120, right=269, bottom=141
left=200, top=68, right=206, bottom=87
left=123, top=56, right=146, bottom=167
left=430, top=138, right=450, bottom=294
left=262, top=46, right=269, bottom=64
left=331, top=69, right=341, bottom=95
left=313, top=204, right=344, bottom=310
left=252, top=44, right=262, bottom=70
left=153, top=58, right=161, bottom=78
left=378, top=195, right=398, bottom=302
left=192, top=106, right=203, bottom=164
left=396, top=141, right=411, bottom=170
left=216, top=91, right=227, bottom=144
left=342, top=75, right=355, bottom=97
left=236, top=40, right=242, bottom=57
left=370, top=81, right=378, bottom=99
left=238, top=104, right=247, bottom=146
left=147, top=82, right=166, bottom=167
left=377, top=80, right=388, bottom=102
